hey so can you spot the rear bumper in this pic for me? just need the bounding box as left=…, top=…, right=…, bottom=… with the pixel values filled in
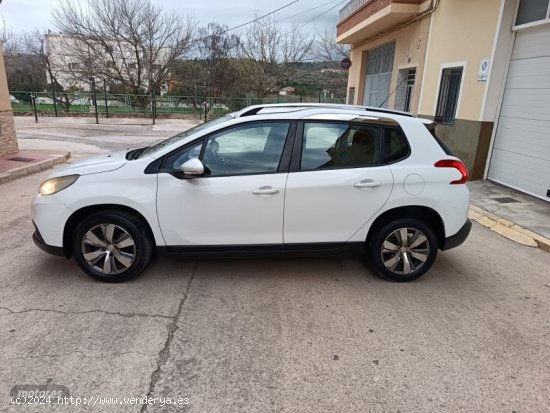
left=33, top=225, right=65, bottom=256
left=441, top=219, right=472, bottom=251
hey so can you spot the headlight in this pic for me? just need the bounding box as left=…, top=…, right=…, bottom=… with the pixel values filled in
left=39, top=175, right=79, bottom=196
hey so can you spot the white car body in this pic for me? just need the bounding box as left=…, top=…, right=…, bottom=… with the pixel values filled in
left=32, top=104, right=471, bottom=282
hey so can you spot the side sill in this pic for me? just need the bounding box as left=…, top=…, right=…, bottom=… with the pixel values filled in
left=157, top=242, right=365, bottom=258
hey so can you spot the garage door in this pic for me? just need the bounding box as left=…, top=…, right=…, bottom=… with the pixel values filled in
left=488, top=25, right=550, bottom=201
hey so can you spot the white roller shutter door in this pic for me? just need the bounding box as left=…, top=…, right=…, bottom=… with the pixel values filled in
left=488, top=25, right=550, bottom=201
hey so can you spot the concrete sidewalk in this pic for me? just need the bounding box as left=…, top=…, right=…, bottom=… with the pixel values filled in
left=0, top=150, right=71, bottom=184
left=468, top=180, right=550, bottom=252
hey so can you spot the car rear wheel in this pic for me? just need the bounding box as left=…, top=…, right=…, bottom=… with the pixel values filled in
left=367, top=218, right=438, bottom=282
left=73, top=211, right=153, bottom=282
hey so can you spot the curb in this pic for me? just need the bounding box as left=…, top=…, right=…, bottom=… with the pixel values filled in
left=0, top=152, right=71, bottom=185
left=469, top=205, right=550, bottom=253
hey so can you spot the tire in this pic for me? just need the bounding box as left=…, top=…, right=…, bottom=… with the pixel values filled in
left=72, top=210, right=153, bottom=283
left=367, top=217, right=438, bottom=282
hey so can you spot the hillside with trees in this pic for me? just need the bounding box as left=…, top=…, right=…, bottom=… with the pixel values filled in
left=1, top=0, right=349, bottom=105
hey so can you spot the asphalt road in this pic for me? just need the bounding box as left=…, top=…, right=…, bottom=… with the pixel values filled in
left=15, top=116, right=200, bottom=153
left=1, top=162, right=549, bottom=412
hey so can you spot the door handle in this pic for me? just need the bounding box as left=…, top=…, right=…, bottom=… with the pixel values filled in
left=354, top=180, right=382, bottom=189
left=252, top=186, right=280, bottom=195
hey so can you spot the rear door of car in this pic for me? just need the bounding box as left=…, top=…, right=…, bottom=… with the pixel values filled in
left=283, top=120, right=394, bottom=245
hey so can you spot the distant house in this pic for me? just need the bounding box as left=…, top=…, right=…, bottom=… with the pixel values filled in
left=279, top=87, right=296, bottom=96
left=321, top=68, right=341, bottom=74
left=44, top=33, right=169, bottom=93
left=337, top=0, right=550, bottom=202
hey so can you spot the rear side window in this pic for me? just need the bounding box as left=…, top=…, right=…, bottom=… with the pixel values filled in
left=426, top=124, right=456, bottom=156
left=301, top=122, right=381, bottom=170
left=383, top=127, right=410, bottom=163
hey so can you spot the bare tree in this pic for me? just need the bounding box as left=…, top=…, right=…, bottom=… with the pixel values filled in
left=197, top=23, right=241, bottom=97
left=0, top=22, right=42, bottom=93
left=197, top=23, right=240, bottom=63
left=52, top=0, right=196, bottom=97
left=240, top=14, right=315, bottom=97
left=281, top=22, right=316, bottom=65
left=315, top=26, right=350, bottom=63
left=240, top=14, right=280, bottom=66
left=22, top=30, right=80, bottom=111
left=0, top=18, right=20, bottom=55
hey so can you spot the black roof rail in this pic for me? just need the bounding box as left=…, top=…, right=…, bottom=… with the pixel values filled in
left=361, top=107, right=414, bottom=117
left=239, top=107, right=264, bottom=117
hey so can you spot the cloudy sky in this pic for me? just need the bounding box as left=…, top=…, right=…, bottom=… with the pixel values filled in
left=0, top=0, right=344, bottom=34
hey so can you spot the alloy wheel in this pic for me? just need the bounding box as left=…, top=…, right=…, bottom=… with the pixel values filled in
left=380, top=227, right=430, bottom=275
left=81, top=224, right=136, bottom=275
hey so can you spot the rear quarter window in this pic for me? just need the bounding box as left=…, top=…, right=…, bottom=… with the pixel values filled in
left=426, top=124, right=456, bottom=156
left=383, top=127, right=411, bottom=164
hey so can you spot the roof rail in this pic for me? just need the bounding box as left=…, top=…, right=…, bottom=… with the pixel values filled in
left=237, top=103, right=414, bottom=118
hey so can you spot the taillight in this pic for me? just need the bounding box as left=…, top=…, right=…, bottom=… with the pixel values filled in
left=434, top=159, right=469, bottom=184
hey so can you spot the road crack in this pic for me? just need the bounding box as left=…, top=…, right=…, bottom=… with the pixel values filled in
left=141, top=262, right=197, bottom=412
left=0, top=306, right=173, bottom=320
left=6, top=350, right=155, bottom=360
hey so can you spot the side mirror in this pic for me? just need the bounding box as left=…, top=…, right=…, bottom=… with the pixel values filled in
left=181, top=158, right=204, bottom=176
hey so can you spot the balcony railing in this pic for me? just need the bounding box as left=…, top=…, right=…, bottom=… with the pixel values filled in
left=339, top=0, right=372, bottom=22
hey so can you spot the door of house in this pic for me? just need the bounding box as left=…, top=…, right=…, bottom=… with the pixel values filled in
left=363, top=43, right=395, bottom=108
left=395, top=68, right=416, bottom=113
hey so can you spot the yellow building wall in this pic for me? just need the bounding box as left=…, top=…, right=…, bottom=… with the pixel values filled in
left=418, top=0, right=502, bottom=120
left=346, top=15, right=431, bottom=114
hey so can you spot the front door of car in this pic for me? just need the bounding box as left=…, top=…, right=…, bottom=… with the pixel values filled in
left=156, top=121, right=292, bottom=246
left=284, top=121, right=394, bottom=244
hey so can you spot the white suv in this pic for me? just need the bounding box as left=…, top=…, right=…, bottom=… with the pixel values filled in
left=32, top=104, right=471, bottom=283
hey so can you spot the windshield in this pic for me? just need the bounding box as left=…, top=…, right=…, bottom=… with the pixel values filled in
left=138, top=114, right=235, bottom=158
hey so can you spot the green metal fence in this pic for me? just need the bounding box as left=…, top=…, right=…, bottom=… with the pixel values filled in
left=10, top=91, right=345, bottom=120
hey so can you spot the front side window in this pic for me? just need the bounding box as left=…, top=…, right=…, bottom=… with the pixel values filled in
left=435, top=67, right=463, bottom=125
left=301, top=122, right=381, bottom=170
left=203, top=122, right=290, bottom=176
left=139, top=115, right=234, bottom=158
left=165, top=140, right=203, bottom=170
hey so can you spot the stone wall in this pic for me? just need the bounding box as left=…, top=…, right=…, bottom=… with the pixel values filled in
left=0, top=43, right=19, bottom=157
left=0, top=110, right=18, bottom=157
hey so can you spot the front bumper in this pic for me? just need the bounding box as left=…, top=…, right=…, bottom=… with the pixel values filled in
left=441, top=219, right=472, bottom=251
left=33, top=225, right=65, bottom=256
left=31, top=194, right=72, bottom=247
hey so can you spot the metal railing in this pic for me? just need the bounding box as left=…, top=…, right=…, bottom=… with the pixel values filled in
left=9, top=91, right=345, bottom=122
left=339, top=0, right=372, bottom=22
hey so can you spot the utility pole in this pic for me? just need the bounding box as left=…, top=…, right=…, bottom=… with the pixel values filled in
left=151, top=90, right=157, bottom=125
left=203, top=81, right=208, bottom=123
left=103, top=81, right=109, bottom=119
left=31, top=93, right=38, bottom=123
left=51, top=78, right=58, bottom=117
left=90, top=77, right=99, bottom=124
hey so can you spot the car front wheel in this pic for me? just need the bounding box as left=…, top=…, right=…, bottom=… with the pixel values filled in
left=72, top=211, right=153, bottom=282
left=367, top=218, right=438, bottom=282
